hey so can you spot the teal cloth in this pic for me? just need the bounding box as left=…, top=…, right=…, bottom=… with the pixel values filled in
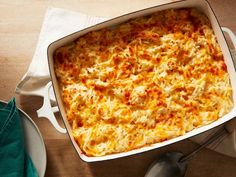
left=0, top=98, right=38, bottom=177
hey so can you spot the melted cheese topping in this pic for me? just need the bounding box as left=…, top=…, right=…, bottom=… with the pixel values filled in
left=54, top=8, right=233, bottom=157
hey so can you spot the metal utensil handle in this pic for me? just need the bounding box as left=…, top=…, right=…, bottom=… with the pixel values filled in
left=179, top=127, right=227, bottom=163
left=221, top=27, right=236, bottom=49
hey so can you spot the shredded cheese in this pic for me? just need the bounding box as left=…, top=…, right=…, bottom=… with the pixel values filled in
left=54, top=8, right=233, bottom=157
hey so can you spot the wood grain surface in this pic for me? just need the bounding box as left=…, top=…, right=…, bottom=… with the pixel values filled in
left=1, top=0, right=236, bottom=177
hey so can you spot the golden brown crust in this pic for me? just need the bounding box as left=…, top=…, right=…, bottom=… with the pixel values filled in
left=54, top=8, right=233, bottom=157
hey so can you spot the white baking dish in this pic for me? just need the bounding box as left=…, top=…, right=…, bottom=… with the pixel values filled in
left=47, top=0, right=236, bottom=162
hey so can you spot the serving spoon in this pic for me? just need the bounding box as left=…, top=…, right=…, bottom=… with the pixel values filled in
left=144, top=118, right=236, bottom=177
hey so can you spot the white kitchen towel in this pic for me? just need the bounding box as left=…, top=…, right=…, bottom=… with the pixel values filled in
left=15, top=7, right=236, bottom=158
left=15, top=7, right=108, bottom=97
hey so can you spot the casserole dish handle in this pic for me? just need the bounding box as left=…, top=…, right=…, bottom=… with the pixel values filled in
left=37, top=82, right=67, bottom=133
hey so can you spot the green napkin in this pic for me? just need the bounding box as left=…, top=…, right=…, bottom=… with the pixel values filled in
left=0, top=98, right=38, bottom=177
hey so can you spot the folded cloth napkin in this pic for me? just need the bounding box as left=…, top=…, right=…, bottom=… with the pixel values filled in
left=0, top=98, right=38, bottom=177
left=15, top=7, right=108, bottom=98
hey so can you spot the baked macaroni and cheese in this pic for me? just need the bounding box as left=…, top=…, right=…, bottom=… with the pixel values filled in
left=54, top=8, right=233, bottom=156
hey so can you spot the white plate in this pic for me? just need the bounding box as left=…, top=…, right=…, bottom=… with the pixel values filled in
left=0, top=100, right=47, bottom=177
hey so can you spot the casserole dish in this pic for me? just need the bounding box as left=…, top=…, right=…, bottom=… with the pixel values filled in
left=48, top=0, right=236, bottom=162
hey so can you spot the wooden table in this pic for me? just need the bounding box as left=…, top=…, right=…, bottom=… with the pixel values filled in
left=1, top=0, right=236, bottom=176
